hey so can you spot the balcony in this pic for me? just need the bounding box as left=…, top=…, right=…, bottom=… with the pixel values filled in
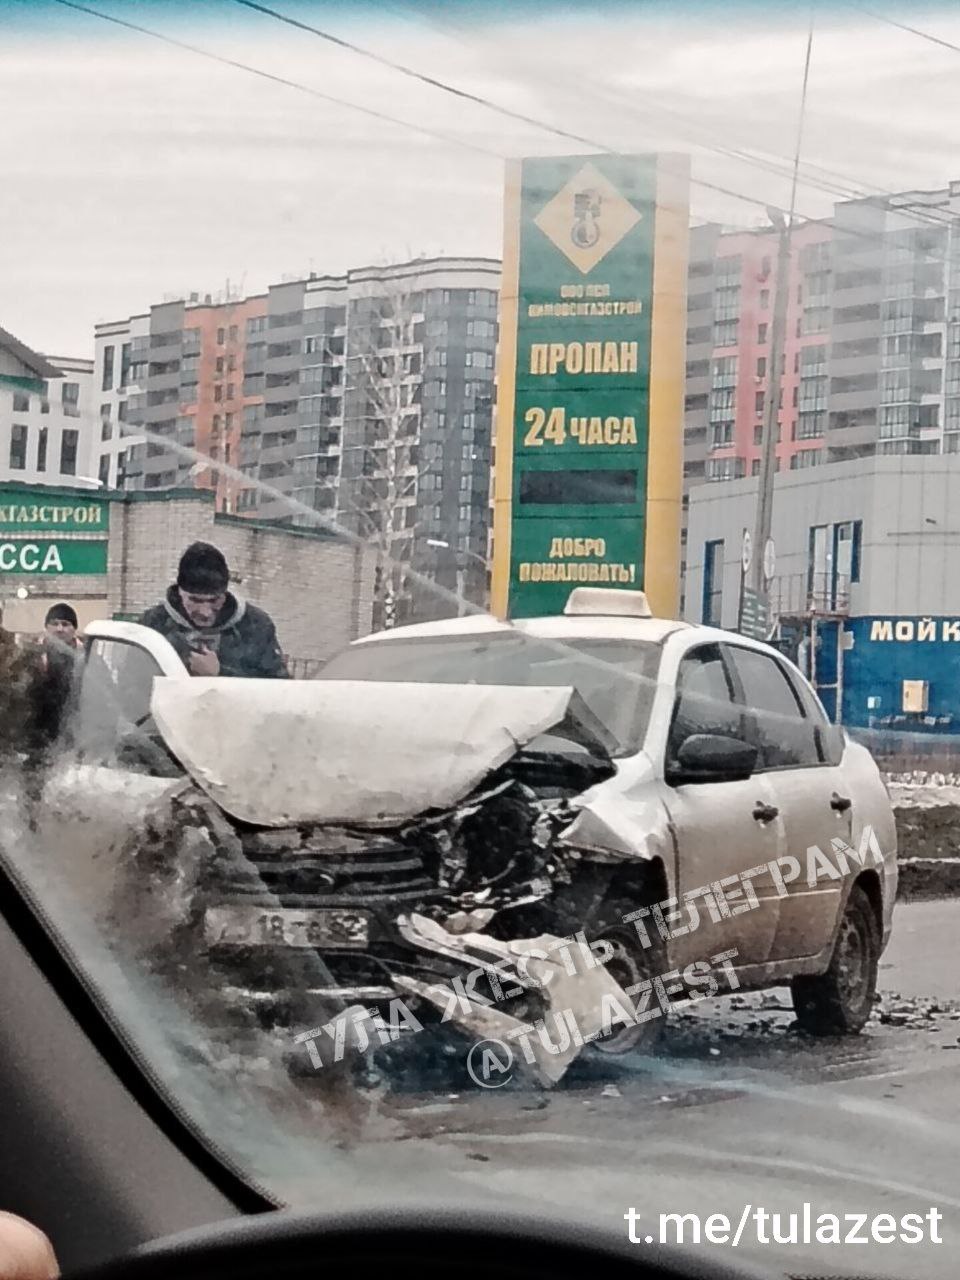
left=771, top=571, right=851, bottom=618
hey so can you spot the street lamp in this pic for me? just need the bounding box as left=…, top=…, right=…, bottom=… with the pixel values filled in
left=425, top=538, right=489, bottom=617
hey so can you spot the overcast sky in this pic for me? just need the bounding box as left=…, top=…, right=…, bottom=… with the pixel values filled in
left=2, top=0, right=960, bottom=355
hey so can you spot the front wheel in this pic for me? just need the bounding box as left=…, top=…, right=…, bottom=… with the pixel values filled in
left=589, top=929, right=664, bottom=1056
left=790, top=884, right=880, bottom=1035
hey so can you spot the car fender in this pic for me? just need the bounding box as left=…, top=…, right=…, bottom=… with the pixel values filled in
left=558, top=752, right=676, bottom=890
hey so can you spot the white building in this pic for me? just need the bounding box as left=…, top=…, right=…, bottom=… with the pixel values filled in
left=94, top=313, right=149, bottom=489
left=0, top=326, right=97, bottom=488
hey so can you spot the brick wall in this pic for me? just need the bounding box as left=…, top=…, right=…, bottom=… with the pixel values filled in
left=2, top=485, right=375, bottom=662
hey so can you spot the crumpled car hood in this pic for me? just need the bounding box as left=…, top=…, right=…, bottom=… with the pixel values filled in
left=150, top=677, right=610, bottom=828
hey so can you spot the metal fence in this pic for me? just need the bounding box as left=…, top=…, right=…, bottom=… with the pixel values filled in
left=770, top=571, right=851, bottom=617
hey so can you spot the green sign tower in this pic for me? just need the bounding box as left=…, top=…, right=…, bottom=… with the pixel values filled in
left=491, top=154, right=689, bottom=620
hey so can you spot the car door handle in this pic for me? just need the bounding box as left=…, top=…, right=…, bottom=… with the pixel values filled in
left=752, top=801, right=779, bottom=823
left=830, top=793, right=852, bottom=812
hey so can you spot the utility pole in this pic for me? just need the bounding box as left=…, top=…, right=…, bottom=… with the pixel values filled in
left=751, top=207, right=792, bottom=613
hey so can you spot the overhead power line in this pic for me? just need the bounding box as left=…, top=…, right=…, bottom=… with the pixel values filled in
left=55, top=0, right=959, bottom=268
left=854, top=5, right=960, bottom=56
left=234, top=0, right=960, bottom=251
left=52, top=0, right=499, bottom=157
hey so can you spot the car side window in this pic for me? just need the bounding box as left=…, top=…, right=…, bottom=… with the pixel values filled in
left=785, top=666, right=843, bottom=765
left=725, top=645, right=819, bottom=770
left=667, top=643, right=743, bottom=767
left=74, top=639, right=164, bottom=763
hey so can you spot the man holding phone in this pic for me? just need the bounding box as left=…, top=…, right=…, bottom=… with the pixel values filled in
left=140, top=542, right=288, bottom=679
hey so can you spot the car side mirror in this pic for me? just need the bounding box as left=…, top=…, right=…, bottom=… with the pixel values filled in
left=668, top=733, right=758, bottom=786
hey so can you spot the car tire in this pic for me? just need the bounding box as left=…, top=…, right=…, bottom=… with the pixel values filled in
left=790, top=884, right=880, bottom=1035
left=588, top=927, right=665, bottom=1057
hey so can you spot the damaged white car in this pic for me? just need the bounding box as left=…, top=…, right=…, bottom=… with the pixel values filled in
left=39, top=587, right=897, bottom=1085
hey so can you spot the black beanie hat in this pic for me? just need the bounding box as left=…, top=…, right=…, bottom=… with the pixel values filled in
left=177, top=542, right=229, bottom=595
left=45, top=602, right=78, bottom=628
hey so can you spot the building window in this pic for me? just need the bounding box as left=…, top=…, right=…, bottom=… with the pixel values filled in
left=758, top=323, right=768, bottom=345
left=98, top=454, right=111, bottom=487
left=214, top=385, right=223, bottom=402
left=120, top=342, right=132, bottom=388
left=702, top=540, right=724, bottom=625
left=795, top=411, right=825, bottom=439
left=756, top=356, right=767, bottom=377
left=60, top=428, right=79, bottom=476
left=217, top=327, right=226, bottom=345
left=706, top=457, right=744, bottom=482
left=216, top=356, right=225, bottom=373
left=755, top=391, right=765, bottom=414
left=711, top=355, right=738, bottom=388
left=790, top=448, right=823, bottom=470
left=229, top=325, right=238, bottom=342
left=760, top=289, right=770, bottom=310
left=36, top=426, right=48, bottom=472
left=713, top=319, right=738, bottom=347
left=751, top=458, right=761, bottom=476
left=247, top=316, right=266, bottom=336
left=835, top=520, right=862, bottom=585
left=102, top=345, right=115, bottom=391
left=8, top=424, right=28, bottom=470
left=226, top=383, right=235, bottom=400
left=61, top=382, right=80, bottom=416
left=13, top=391, right=30, bottom=413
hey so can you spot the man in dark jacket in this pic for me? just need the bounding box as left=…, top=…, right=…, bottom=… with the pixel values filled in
left=29, top=602, right=84, bottom=746
left=140, top=542, right=288, bottom=678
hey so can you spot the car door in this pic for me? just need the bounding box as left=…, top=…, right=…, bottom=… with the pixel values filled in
left=36, top=635, right=186, bottom=920
left=722, top=643, right=852, bottom=963
left=658, top=642, right=783, bottom=971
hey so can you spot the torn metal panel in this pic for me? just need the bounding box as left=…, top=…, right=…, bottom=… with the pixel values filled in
left=150, top=678, right=599, bottom=828
left=397, top=913, right=636, bottom=1085
left=560, top=754, right=675, bottom=866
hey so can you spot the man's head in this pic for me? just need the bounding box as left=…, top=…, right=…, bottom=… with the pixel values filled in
left=176, top=542, right=230, bottom=627
left=45, top=602, right=78, bottom=643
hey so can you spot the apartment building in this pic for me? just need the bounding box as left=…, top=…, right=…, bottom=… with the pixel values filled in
left=336, top=258, right=499, bottom=618
left=1, top=327, right=96, bottom=488
left=97, top=292, right=268, bottom=510
left=685, top=179, right=960, bottom=490
left=97, top=257, right=500, bottom=619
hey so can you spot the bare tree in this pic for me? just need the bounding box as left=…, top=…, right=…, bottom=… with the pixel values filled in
left=338, top=280, right=431, bottom=629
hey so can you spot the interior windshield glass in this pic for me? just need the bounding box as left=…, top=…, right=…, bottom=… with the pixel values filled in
left=0, top=2, right=957, bottom=1276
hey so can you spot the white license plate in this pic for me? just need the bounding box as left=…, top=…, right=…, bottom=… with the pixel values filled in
left=204, top=905, right=370, bottom=949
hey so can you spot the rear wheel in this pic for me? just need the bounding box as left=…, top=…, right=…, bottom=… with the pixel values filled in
left=790, top=884, right=880, bottom=1035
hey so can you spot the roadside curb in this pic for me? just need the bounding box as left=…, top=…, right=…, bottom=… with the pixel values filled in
left=897, top=856, right=960, bottom=901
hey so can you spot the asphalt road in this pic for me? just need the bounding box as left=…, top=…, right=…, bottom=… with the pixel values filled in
left=322, top=899, right=960, bottom=1280
left=3, top=771, right=956, bottom=1277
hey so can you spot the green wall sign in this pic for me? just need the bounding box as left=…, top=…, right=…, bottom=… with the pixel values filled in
left=0, top=488, right=109, bottom=533
left=0, top=539, right=108, bottom=575
left=492, top=153, right=689, bottom=620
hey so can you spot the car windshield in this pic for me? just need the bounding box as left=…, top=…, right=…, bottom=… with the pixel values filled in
left=1, top=2, right=958, bottom=1277
left=319, top=633, right=662, bottom=755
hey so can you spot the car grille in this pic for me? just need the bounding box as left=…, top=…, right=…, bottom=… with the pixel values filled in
left=216, top=837, right=439, bottom=909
